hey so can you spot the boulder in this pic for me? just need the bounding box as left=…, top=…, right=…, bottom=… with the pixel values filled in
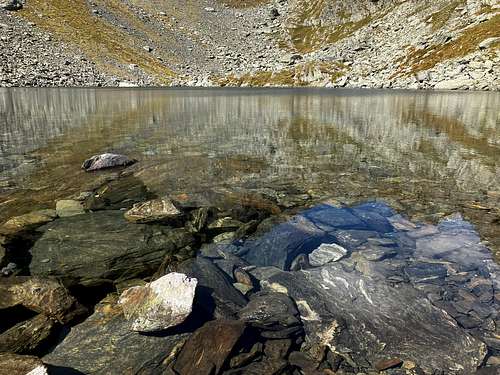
left=44, top=295, right=189, bottom=374
left=434, top=79, right=473, bottom=90
left=0, top=354, right=46, bottom=375
left=479, top=37, right=500, bottom=50
left=55, top=200, right=85, bottom=217
left=308, top=243, right=347, bottom=266
left=124, top=197, right=181, bottom=223
left=118, top=272, right=197, bottom=332
left=0, top=276, right=80, bottom=323
left=0, top=0, right=22, bottom=11
left=81, top=153, right=137, bottom=171
left=173, top=319, right=246, bottom=375
left=29, top=211, right=195, bottom=287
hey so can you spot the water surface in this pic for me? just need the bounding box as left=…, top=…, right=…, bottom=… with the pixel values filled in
left=0, top=88, right=499, bottom=256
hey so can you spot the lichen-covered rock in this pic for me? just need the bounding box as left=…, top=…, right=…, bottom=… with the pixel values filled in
left=0, top=276, right=80, bottom=323
left=124, top=197, right=181, bottom=223
left=119, top=272, right=197, bottom=332
left=81, top=153, right=136, bottom=171
left=55, top=199, right=85, bottom=217
left=0, top=314, right=55, bottom=354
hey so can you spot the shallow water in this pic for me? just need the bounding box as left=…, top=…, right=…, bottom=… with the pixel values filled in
left=0, top=88, right=499, bottom=256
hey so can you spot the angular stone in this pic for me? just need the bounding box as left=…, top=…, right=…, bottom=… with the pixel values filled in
left=29, top=211, right=195, bottom=287
left=124, top=197, right=181, bottom=223
left=0, top=277, right=80, bottom=323
left=479, top=37, right=500, bottom=49
left=173, top=319, right=246, bottom=375
left=229, top=342, right=263, bottom=368
left=234, top=267, right=253, bottom=287
left=0, top=314, right=55, bottom=354
left=55, top=199, right=85, bottom=217
left=0, top=354, right=45, bottom=375
left=118, top=272, right=197, bottom=332
left=374, top=358, right=403, bottom=371
left=263, top=338, right=292, bottom=359
left=82, top=153, right=136, bottom=171
left=44, top=295, right=189, bottom=374
left=308, top=243, right=347, bottom=266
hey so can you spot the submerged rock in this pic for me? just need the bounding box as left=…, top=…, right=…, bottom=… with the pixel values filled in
left=0, top=210, right=57, bottom=235
left=81, top=153, right=137, bottom=171
left=119, top=272, right=197, bottom=332
left=308, top=243, right=347, bottom=266
left=44, top=295, right=189, bottom=374
left=55, top=199, right=85, bottom=217
left=124, top=197, right=181, bottom=223
left=29, top=211, right=195, bottom=287
left=173, top=319, right=246, bottom=375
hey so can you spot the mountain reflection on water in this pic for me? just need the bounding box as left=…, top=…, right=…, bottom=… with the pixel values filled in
left=0, top=88, right=499, bottom=256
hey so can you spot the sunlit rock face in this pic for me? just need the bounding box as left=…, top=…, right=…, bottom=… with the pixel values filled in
left=229, top=201, right=499, bottom=374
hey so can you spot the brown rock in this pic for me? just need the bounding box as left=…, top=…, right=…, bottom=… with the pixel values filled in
left=264, top=339, right=292, bottom=359
left=0, top=210, right=57, bottom=235
left=288, top=351, right=320, bottom=374
left=229, top=342, right=263, bottom=369
left=0, top=353, right=46, bottom=375
left=234, top=267, right=253, bottom=287
left=374, top=357, right=403, bottom=371
left=173, top=319, right=246, bottom=375
left=0, top=314, right=55, bottom=354
left=0, top=277, right=81, bottom=323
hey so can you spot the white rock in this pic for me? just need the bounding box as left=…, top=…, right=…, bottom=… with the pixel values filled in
left=434, top=79, right=473, bottom=90
left=309, top=243, right=348, bottom=266
left=479, top=37, right=500, bottom=50
left=124, top=197, right=181, bottom=223
left=119, top=272, right=197, bottom=332
left=26, top=365, right=49, bottom=375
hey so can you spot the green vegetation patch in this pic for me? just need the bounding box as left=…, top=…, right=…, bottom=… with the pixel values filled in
left=425, top=0, right=466, bottom=31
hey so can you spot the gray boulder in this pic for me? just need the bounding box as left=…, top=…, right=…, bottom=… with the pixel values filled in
left=29, top=211, right=195, bottom=287
left=81, top=153, right=137, bottom=171
left=0, top=0, right=22, bottom=11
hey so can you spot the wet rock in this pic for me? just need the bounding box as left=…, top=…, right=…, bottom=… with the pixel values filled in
left=0, top=276, right=80, bottom=323
left=0, top=210, right=57, bottom=235
left=29, top=211, right=195, bottom=287
left=173, top=319, right=246, bottom=375
left=404, top=262, right=448, bottom=283
left=257, top=264, right=486, bottom=373
left=290, top=254, right=310, bottom=271
left=118, top=272, right=197, bottom=332
left=124, top=197, right=181, bottom=223
left=359, top=245, right=397, bottom=261
left=308, top=243, right=347, bottom=266
left=55, top=199, right=85, bottom=217
left=177, top=257, right=247, bottom=319
left=44, top=295, right=189, bottom=374
left=0, top=0, right=22, bottom=11
left=82, top=153, right=137, bottom=171
left=0, top=354, right=46, bottom=375
left=0, top=314, right=55, bottom=354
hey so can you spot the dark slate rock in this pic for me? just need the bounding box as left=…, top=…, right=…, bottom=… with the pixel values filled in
left=229, top=342, right=263, bottom=369
left=223, top=358, right=288, bottom=375
left=0, top=354, right=45, bottom=375
left=350, top=207, right=394, bottom=233
left=332, top=229, right=380, bottom=249
left=263, top=339, right=292, bottom=359
left=358, top=245, right=397, bottom=261
left=82, top=153, right=137, bottom=171
left=29, top=211, right=195, bottom=287
left=44, top=295, right=189, bottom=375
left=404, top=262, right=448, bottom=284
left=303, top=204, right=365, bottom=232
left=354, top=201, right=396, bottom=217
left=173, top=319, right=245, bottom=375
left=258, top=264, right=486, bottom=373
left=177, top=257, right=247, bottom=319
left=0, top=314, right=55, bottom=354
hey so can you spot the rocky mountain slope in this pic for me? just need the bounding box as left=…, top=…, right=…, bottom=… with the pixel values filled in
left=0, top=0, right=499, bottom=89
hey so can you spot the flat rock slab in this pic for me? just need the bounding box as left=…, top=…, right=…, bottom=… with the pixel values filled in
left=82, top=153, right=136, bottom=171
left=44, top=295, right=189, bottom=375
left=259, top=264, right=486, bottom=373
left=119, top=272, right=197, bottom=332
left=29, top=211, right=195, bottom=287
left=173, top=319, right=246, bottom=375
left=308, top=243, right=347, bottom=266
